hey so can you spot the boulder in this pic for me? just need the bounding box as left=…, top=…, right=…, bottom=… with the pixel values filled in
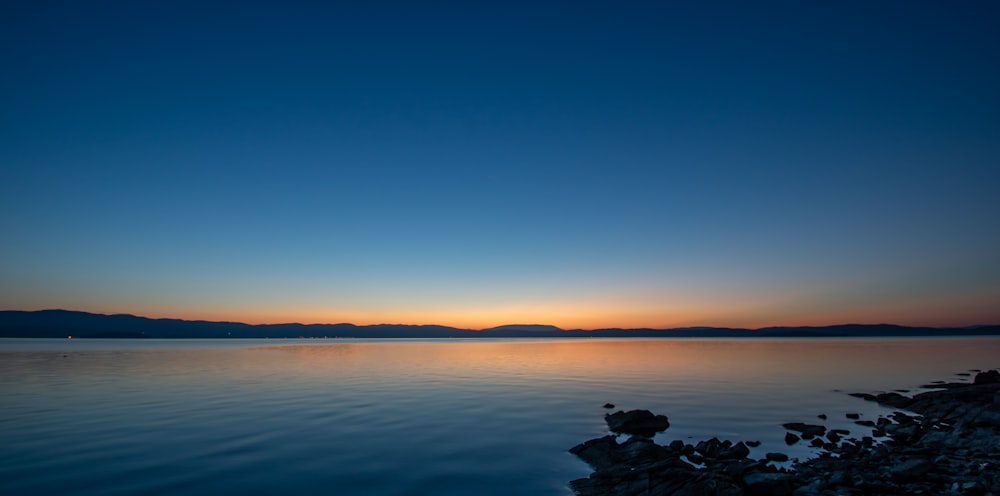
left=571, top=372, right=1000, bottom=496
left=974, top=369, right=1000, bottom=385
left=781, top=422, right=826, bottom=438
left=890, top=457, right=933, bottom=481
left=569, top=435, right=623, bottom=471
left=719, top=441, right=750, bottom=460
left=743, top=472, right=794, bottom=496
left=605, top=409, right=670, bottom=436
left=875, top=392, right=912, bottom=408
left=765, top=452, right=789, bottom=462
left=784, top=432, right=800, bottom=445
left=694, top=437, right=722, bottom=458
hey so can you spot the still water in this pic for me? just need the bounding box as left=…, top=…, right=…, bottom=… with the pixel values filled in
left=1, top=337, right=998, bottom=495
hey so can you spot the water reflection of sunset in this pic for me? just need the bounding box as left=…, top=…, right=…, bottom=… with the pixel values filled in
left=228, top=338, right=1000, bottom=391
left=12, top=338, right=996, bottom=398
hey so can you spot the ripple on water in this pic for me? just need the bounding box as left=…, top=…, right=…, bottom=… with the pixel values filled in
left=1, top=337, right=998, bottom=495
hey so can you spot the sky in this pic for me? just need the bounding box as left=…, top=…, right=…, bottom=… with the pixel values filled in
left=2, top=1, right=999, bottom=329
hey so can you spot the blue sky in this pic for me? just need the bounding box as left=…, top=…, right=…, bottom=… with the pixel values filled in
left=2, top=1, right=999, bottom=328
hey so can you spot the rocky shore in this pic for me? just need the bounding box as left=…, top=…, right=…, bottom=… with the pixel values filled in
left=569, top=370, right=1000, bottom=495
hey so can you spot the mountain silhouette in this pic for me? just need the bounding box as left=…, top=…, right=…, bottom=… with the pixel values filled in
left=0, top=310, right=998, bottom=339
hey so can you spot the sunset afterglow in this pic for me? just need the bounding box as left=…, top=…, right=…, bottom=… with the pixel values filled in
left=2, top=2, right=998, bottom=329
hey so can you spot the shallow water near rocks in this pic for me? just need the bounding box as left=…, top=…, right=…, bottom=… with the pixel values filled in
left=1, top=337, right=997, bottom=495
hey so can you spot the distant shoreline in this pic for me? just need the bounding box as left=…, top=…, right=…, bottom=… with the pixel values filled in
left=2, top=309, right=998, bottom=339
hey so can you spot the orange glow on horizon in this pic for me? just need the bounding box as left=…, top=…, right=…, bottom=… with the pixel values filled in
left=22, top=300, right=997, bottom=331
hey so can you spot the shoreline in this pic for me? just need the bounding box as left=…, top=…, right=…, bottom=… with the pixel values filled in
left=569, top=370, right=1000, bottom=495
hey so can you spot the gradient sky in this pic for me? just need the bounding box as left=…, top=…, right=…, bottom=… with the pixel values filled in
left=2, top=1, right=999, bottom=329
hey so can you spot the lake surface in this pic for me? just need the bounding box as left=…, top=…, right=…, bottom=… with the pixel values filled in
left=1, top=337, right=998, bottom=495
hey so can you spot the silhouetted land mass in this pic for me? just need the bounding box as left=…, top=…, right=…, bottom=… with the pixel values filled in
left=1, top=310, right=998, bottom=339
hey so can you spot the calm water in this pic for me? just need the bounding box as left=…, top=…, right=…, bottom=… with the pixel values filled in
left=2, top=337, right=998, bottom=495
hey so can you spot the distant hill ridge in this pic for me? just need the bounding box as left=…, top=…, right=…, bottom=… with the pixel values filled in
left=1, top=310, right=998, bottom=339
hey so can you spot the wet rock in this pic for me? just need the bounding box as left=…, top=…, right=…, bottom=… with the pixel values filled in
left=569, top=435, right=624, bottom=471
left=745, top=440, right=760, bottom=448
left=845, top=412, right=859, bottom=419
left=570, top=373, right=1000, bottom=496
left=694, top=437, right=721, bottom=458
left=765, top=452, right=789, bottom=462
left=817, top=414, right=827, bottom=420
left=719, top=441, right=750, bottom=460
left=743, top=472, right=794, bottom=496
left=974, top=369, right=1000, bottom=385
left=722, top=458, right=759, bottom=479
left=875, top=392, right=912, bottom=408
left=605, top=409, right=670, bottom=436
left=603, top=403, right=615, bottom=409
left=782, top=422, right=826, bottom=437
left=784, top=432, right=800, bottom=445
left=890, top=457, right=933, bottom=481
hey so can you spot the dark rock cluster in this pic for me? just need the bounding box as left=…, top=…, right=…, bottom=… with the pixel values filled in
left=569, top=370, right=1000, bottom=495
left=605, top=409, right=671, bottom=437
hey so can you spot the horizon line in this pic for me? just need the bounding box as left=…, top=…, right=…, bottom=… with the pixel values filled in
left=4, top=308, right=998, bottom=332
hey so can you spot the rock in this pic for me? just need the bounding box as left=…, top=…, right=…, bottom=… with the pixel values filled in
left=848, top=392, right=877, bottom=401
left=817, top=414, right=827, bottom=420
left=765, top=452, right=789, bottom=462
left=694, top=437, right=721, bottom=458
left=890, top=457, right=933, bottom=481
left=672, top=476, right=743, bottom=496
left=743, top=472, right=794, bottom=496
left=619, top=436, right=673, bottom=465
left=602, top=403, right=615, bottom=409
left=570, top=372, right=1000, bottom=496
left=792, top=479, right=824, bottom=495
left=722, top=458, right=758, bottom=478
left=784, top=432, right=800, bottom=445
left=719, top=441, right=750, bottom=460
left=974, top=369, right=1000, bottom=385
left=604, top=409, right=670, bottom=436
left=782, top=422, right=826, bottom=437
left=875, top=392, right=912, bottom=408
left=845, top=412, right=860, bottom=419
left=745, top=440, right=761, bottom=448
left=569, top=435, right=623, bottom=471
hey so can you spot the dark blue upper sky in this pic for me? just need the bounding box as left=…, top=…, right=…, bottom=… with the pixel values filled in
left=3, top=1, right=999, bottom=328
